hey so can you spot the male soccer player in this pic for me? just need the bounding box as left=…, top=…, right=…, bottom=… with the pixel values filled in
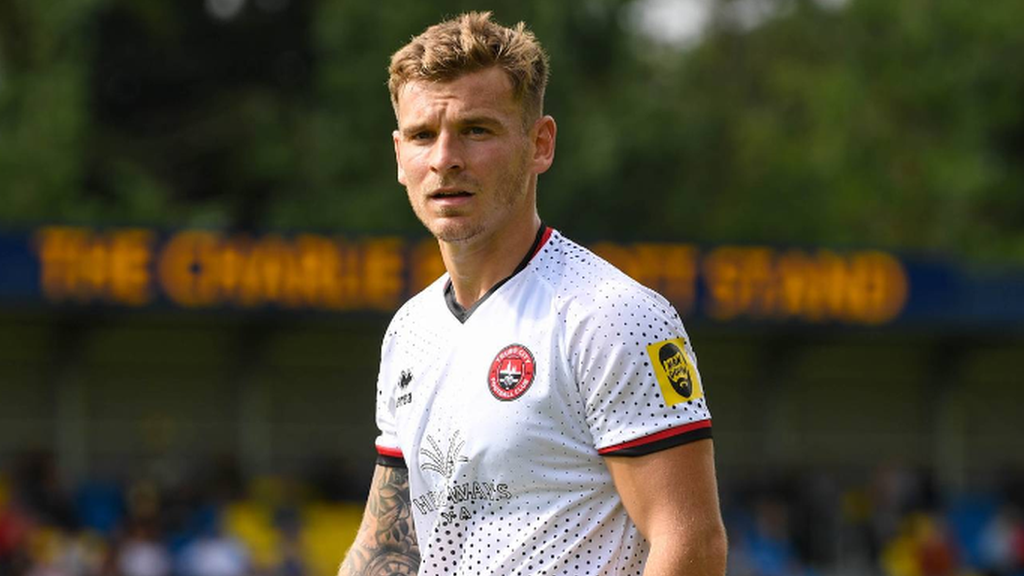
left=339, top=12, right=727, bottom=576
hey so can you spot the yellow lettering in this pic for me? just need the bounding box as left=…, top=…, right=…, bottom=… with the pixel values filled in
left=35, top=227, right=154, bottom=306
left=311, top=236, right=342, bottom=308
left=109, top=229, right=154, bottom=305
left=411, top=238, right=445, bottom=292
left=364, top=238, right=404, bottom=310
left=235, top=236, right=266, bottom=306
left=337, top=241, right=362, bottom=309
left=850, top=251, right=908, bottom=324
left=702, top=247, right=906, bottom=324
left=158, top=231, right=222, bottom=307
left=775, top=251, right=815, bottom=321
left=79, top=241, right=110, bottom=299
left=216, top=239, right=248, bottom=303
left=288, top=235, right=330, bottom=307
left=252, top=235, right=288, bottom=305
left=36, top=226, right=88, bottom=302
left=701, top=247, right=773, bottom=320
left=700, top=247, right=736, bottom=320
left=651, top=244, right=699, bottom=314
left=36, top=230, right=908, bottom=323
left=742, top=248, right=775, bottom=317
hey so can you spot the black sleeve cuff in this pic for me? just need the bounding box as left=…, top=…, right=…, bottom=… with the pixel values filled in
left=598, top=420, right=713, bottom=457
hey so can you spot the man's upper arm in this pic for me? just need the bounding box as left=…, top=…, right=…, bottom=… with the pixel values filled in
left=604, top=439, right=727, bottom=576
left=338, top=464, right=420, bottom=576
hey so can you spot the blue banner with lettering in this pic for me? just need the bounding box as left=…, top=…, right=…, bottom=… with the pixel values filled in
left=1, top=226, right=1022, bottom=329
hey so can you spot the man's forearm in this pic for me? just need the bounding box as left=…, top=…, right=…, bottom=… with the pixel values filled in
left=339, top=466, right=420, bottom=576
left=339, top=546, right=418, bottom=576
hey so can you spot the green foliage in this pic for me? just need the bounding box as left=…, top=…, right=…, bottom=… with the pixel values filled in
left=0, top=0, right=1021, bottom=260
left=664, top=0, right=1024, bottom=259
left=0, top=0, right=102, bottom=223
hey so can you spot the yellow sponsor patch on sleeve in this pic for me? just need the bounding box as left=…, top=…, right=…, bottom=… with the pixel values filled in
left=647, top=337, right=703, bottom=406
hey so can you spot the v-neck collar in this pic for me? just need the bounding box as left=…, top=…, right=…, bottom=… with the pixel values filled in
left=443, top=224, right=553, bottom=324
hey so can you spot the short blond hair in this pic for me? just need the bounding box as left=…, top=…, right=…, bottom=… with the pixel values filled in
left=388, top=12, right=550, bottom=125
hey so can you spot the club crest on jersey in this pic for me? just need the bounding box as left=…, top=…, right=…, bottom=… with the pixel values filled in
left=646, top=337, right=704, bottom=406
left=487, top=344, right=536, bottom=401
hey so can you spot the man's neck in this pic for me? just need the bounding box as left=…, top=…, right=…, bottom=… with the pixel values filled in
left=440, top=214, right=543, bottom=310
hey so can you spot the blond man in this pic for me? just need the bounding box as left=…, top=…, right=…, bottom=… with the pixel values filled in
left=340, top=12, right=727, bottom=576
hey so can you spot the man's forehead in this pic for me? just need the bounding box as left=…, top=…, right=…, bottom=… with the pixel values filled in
left=396, top=68, right=519, bottom=121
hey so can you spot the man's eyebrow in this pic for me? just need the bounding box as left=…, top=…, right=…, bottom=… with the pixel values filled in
left=399, top=122, right=432, bottom=138
left=399, top=115, right=505, bottom=138
left=458, top=115, right=503, bottom=128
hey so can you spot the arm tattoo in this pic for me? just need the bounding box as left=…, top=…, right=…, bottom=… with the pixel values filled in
left=339, top=466, right=420, bottom=576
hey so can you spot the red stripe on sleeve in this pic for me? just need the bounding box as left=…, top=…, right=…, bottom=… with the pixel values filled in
left=376, top=445, right=404, bottom=459
left=597, top=419, right=712, bottom=455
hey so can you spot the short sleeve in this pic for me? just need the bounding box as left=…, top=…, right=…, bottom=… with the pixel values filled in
left=374, top=324, right=406, bottom=468
left=571, top=282, right=712, bottom=457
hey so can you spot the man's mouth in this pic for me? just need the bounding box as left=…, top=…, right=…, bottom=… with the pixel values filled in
left=429, top=189, right=474, bottom=200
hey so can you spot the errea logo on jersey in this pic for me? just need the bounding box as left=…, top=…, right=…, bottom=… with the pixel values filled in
left=396, top=369, right=414, bottom=407
left=647, top=338, right=703, bottom=406
left=488, top=344, right=536, bottom=401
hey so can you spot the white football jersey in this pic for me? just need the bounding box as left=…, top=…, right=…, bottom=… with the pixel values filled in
left=374, top=227, right=712, bottom=576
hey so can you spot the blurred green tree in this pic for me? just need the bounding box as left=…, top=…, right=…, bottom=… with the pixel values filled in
left=0, top=0, right=102, bottom=222
left=656, top=0, right=1024, bottom=259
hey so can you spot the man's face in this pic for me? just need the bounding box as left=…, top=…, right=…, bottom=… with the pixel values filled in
left=393, top=67, right=554, bottom=244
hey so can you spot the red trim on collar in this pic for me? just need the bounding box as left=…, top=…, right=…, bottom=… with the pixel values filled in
left=529, top=226, right=554, bottom=260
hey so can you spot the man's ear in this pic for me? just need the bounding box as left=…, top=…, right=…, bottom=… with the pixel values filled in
left=393, top=129, right=407, bottom=185
left=530, top=115, right=557, bottom=175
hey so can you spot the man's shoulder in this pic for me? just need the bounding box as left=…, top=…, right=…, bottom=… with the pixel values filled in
left=384, top=273, right=448, bottom=334
left=533, top=231, right=689, bottom=372
left=534, top=231, right=669, bottom=311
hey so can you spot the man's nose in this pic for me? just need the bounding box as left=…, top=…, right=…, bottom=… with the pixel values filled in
left=430, top=131, right=464, bottom=174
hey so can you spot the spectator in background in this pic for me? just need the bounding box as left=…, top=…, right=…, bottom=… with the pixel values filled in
left=979, top=504, right=1024, bottom=576
left=177, top=522, right=249, bottom=576
left=117, top=521, right=171, bottom=576
left=882, top=512, right=959, bottom=576
left=0, top=493, right=33, bottom=575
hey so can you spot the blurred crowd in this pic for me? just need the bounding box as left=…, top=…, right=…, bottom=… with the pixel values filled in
left=0, top=452, right=362, bottom=576
left=726, top=465, right=1024, bottom=576
left=2, top=451, right=1024, bottom=576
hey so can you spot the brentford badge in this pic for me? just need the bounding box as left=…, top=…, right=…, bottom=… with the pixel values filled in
left=488, top=344, right=536, bottom=401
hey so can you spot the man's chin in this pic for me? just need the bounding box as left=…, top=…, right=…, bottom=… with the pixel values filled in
left=430, top=222, right=484, bottom=244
